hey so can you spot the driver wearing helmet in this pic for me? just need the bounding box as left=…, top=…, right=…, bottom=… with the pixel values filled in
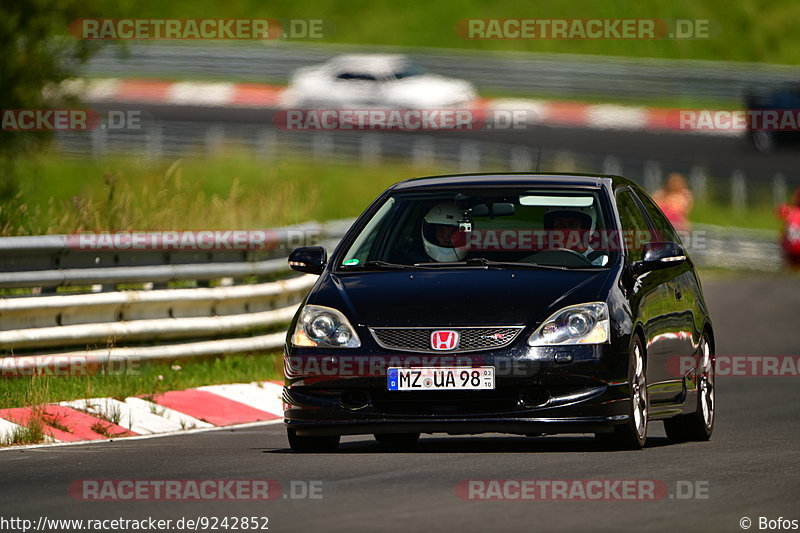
left=421, top=201, right=468, bottom=262
left=543, top=208, right=608, bottom=266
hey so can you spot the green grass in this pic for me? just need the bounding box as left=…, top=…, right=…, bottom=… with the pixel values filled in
left=2, top=151, right=422, bottom=235
left=690, top=201, right=780, bottom=231
left=1, top=151, right=786, bottom=236
left=3, top=410, right=47, bottom=446
left=0, top=352, right=283, bottom=412
left=96, top=0, right=800, bottom=65
left=696, top=267, right=795, bottom=280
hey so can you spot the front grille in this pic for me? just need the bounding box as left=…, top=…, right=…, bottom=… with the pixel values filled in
left=369, top=326, right=524, bottom=353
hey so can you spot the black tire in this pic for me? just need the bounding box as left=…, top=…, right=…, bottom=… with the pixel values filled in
left=374, top=433, right=420, bottom=450
left=287, top=428, right=340, bottom=453
left=664, top=334, right=714, bottom=443
left=596, top=334, right=648, bottom=450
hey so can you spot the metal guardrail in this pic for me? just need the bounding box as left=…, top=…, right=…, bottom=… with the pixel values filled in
left=0, top=221, right=351, bottom=289
left=0, top=216, right=784, bottom=374
left=689, top=223, right=782, bottom=272
left=0, top=221, right=351, bottom=372
left=85, top=42, right=800, bottom=104
left=0, top=223, right=323, bottom=279
left=0, top=276, right=313, bottom=349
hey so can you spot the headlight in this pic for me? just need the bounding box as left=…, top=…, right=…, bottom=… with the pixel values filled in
left=291, top=305, right=361, bottom=348
left=528, top=302, right=610, bottom=346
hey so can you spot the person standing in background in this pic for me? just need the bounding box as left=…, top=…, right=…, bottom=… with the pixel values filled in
left=777, top=186, right=800, bottom=269
left=652, top=173, right=694, bottom=233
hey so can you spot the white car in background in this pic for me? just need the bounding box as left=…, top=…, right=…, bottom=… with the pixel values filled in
left=281, top=54, right=477, bottom=109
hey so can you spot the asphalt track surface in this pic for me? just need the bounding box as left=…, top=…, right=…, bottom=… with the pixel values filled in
left=1, top=274, right=799, bottom=532
left=94, top=102, right=800, bottom=182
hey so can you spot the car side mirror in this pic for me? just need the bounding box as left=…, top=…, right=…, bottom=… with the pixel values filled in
left=288, top=246, right=327, bottom=275
left=634, top=242, right=687, bottom=273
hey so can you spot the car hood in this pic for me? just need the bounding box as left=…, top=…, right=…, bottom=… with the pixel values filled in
left=312, top=268, right=613, bottom=327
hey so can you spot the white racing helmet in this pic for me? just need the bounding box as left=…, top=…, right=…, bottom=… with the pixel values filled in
left=422, top=201, right=468, bottom=262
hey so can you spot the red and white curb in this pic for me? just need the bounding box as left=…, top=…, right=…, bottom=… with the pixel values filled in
left=72, top=77, right=738, bottom=136
left=72, top=78, right=285, bottom=108
left=0, top=380, right=285, bottom=448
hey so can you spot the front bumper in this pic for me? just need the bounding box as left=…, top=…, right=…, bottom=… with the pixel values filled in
left=286, top=417, right=628, bottom=437
left=283, top=344, right=631, bottom=437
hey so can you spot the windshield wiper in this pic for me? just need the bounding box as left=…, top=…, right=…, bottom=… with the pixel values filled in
left=414, top=258, right=568, bottom=270
left=346, top=260, right=420, bottom=270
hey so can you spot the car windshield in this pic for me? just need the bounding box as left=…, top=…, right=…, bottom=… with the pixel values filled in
left=336, top=72, right=378, bottom=81
left=392, top=63, right=426, bottom=79
left=339, top=187, right=615, bottom=270
left=332, top=57, right=425, bottom=82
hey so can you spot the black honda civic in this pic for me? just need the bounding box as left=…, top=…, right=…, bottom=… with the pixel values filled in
left=283, top=173, right=715, bottom=452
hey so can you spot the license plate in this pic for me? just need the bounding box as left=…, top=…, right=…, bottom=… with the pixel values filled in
left=387, top=367, right=495, bottom=391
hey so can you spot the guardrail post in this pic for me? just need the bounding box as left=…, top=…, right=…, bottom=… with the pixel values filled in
left=689, top=166, right=707, bottom=204
left=258, top=129, right=277, bottom=160
left=510, top=146, right=532, bottom=171
left=205, top=126, right=225, bottom=157
left=312, top=133, right=334, bottom=161
left=731, top=170, right=747, bottom=211
left=772, top=173, right=787, bottom=206
left=145, top=124, right=163, bottom=161
left=411, top=137, right=434, bottom=168
left=643, top=160, right=662, bottom=193
left=360, top=134, right=381, bottom=166
left=602, top=155, right=622, bottom=176
left=459, top=142, right=481, bottom=172
left=90, top=126, right=107, bottom=159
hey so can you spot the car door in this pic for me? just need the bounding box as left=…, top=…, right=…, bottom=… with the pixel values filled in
left=616, top=188, right=683, bottom=404
left=634, top=190, right=699, bottom=365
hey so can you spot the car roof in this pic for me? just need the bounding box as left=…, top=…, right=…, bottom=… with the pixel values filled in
left=326, top=54, right=412, bottom=73
left=391, top=172, right=633, bottom=191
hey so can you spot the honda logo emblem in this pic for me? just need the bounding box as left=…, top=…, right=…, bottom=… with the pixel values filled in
left=431, top=330, right=459, bottom=351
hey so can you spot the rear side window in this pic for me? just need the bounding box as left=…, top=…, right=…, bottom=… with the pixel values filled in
left=616, top=189, right=650, bottom=262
